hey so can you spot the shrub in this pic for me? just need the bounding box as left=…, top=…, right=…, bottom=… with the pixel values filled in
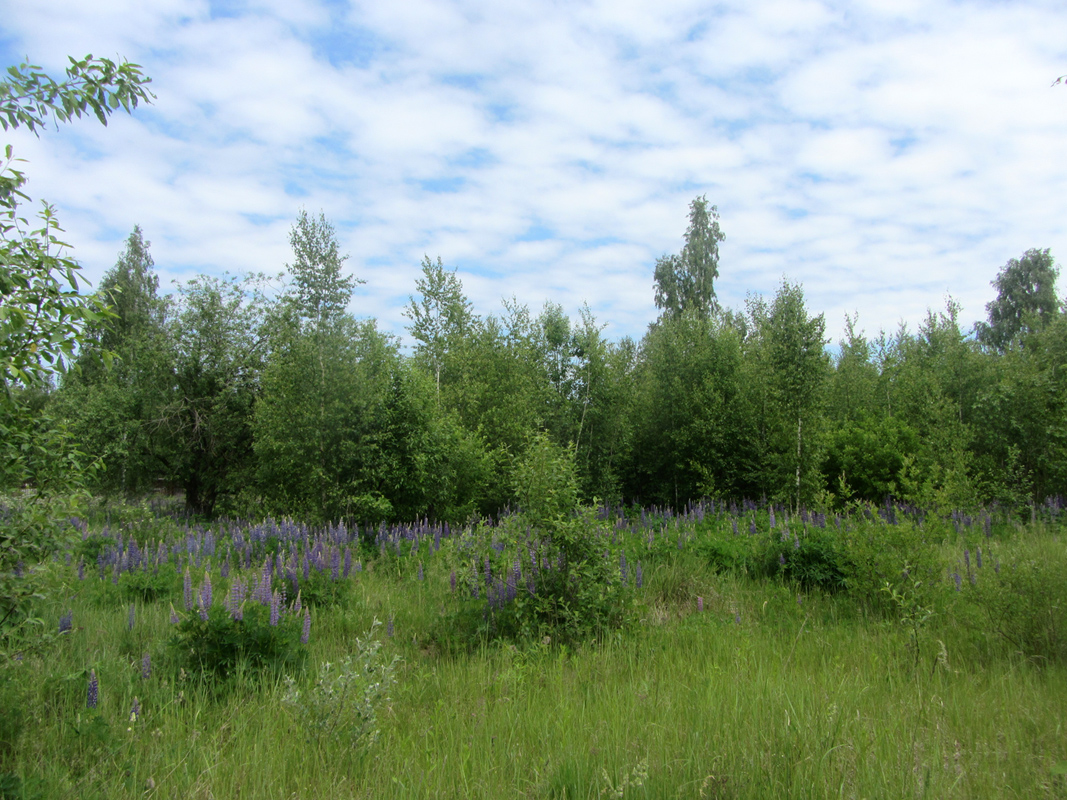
left=839, top=516, right=943, bottom=613
left=959, top=538, right=1067, bottom=662
left=282, top=619, right=398, bottom=751
left=167, top=603, right=306, bottom=680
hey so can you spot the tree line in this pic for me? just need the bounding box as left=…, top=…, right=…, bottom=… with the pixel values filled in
left=29, top=199, right=1065, bottom=522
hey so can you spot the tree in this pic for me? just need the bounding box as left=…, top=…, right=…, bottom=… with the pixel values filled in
left=653, top=195, right=725, bottom=319
left=285, top=209, right=361, bottom=328
left=162, top=274, right=270, bottom=517
left=56, top=226, right=172, bottom=495
left=976, top=248, right=1060, bottom=352
left=747, top=281, right=829, bottom=509
left=0, top=55, right=152, bottom=656
left=404, top=255, right=472, bottom=398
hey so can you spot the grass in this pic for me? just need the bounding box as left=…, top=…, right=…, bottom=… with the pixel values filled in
left=2, top=503, right=1066, bottom=799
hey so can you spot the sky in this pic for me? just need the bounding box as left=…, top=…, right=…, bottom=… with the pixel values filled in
left=2, top=0, right=1066, bottom=348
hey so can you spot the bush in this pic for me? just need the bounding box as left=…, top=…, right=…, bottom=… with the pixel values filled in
left=437, top=437, right=634, bottom=647
left=840, top=516, right=943, bottom=613
left=167, top=603, right=306, bottom=680
left=958, top=538, right=1067, bottom=662
left=282, top=619, right=398, bottom=751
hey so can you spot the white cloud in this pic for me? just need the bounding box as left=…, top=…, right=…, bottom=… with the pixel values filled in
left=2, top=0, right=1066, bottom=348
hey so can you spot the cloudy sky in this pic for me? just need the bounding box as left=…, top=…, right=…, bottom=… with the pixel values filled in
left=2, top=0, right=1066, bottom=347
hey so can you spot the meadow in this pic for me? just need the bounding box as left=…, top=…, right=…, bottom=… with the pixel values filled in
left=2, top=499, right=1066, bottom=799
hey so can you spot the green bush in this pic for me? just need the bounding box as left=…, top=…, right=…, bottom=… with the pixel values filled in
left=118, top=564, right=179, bottom=603
left=839, top=516, right=943, bottom=613
left=167, top=603, right=306, bottom=680
left=959, top=538, right=1067, bottom=662
left=438, top=437, right=633, bottom=647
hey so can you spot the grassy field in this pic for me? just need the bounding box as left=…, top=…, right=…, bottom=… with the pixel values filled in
left=2, top=502, right=1066, bottom=799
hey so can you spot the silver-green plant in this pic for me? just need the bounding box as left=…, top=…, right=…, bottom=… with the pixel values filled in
left=282, top=619, right=399, bottom=750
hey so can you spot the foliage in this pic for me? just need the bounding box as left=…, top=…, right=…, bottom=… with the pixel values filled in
left=959, top=536, right=1067, bottom=662
left=1, top=54, right=151, bottom=660
left=653, top=195, right=724, bottom=319
left=167, top=603, right=306, bottom=680
left=839, top=515, right=944, bottom=613
left=976, top=247, right=1061, bottom=352
left=282, top=619, right=399, bottom=751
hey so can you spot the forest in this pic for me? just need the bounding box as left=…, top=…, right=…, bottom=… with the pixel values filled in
left=24, top=200, right=1067, bottom=525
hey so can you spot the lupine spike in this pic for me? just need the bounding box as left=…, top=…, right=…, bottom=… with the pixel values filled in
left=87, top=669, right=98, bottom=709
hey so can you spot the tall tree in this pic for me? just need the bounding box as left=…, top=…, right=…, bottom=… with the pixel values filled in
left=57, top=226, right=171, bottom=495
left=653, top=195, right=725, bottom=319
left=976, top=248, right=1060, bottom=352
left=404, top=255, right=472, bottom=398
left=162, top=274, right=269, bottom=516
left=747, top=282, right=829, bottom=509
left=286, top=209, right=361, bottom=328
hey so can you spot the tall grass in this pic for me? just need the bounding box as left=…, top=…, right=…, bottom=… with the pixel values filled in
left=2, top=501, right=1065, bottom=799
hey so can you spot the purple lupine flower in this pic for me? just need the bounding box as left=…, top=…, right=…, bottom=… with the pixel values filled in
left=636, top=562, right=643, bottom=589
left=130, top=696, right=140, bottom=722
left=697, top=597, right=704, bottom=613
left=417, top=562, right=424, bottom=582
left=450, top=570, right=457, bottom=593
left=386, top=615, right=394, bottom=637
left=731, top=519, right=738, bottom=536
left=976, top=547, right=983, bottom=569
left=748, top=518, right=757, bottom=536
left=128, top=605, right=136, bottom=631
left=87, top=669, right=98, bottom=709
left=200, top=572, right=212, bottom=610
left=77, top=561, right=85, bottom=581
left=59, top=611, right=72, bottom=634
left=220, top=557, right=229, bottom=579
left=964, top=549, right=971, bottom=571
left=141, top=652, right=151, bottom=680
left=619, top=553, right=628, bottom=583
left=269, top=590, right=281, bottom=627
left=183, top=568, right=193, bottom=611
left=953, top=571, right=962, bottom=591
left=779, top=553, right=786, bottom=566
left=301, top=607, right=311, bottom=644
left=170, top=606, right=179, bottom=624
left=769, top=508, right=776, bottom=529
left=793, top=535, right=800, bottom=550
left=484, top=557, right=492, bottom=588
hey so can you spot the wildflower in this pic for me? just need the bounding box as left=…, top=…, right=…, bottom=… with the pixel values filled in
left=169, top=606, right=179, bottom=624
left=779, top=553, right=786, bottom=567
left=183, top=567, right=193, bottom=611
left=386, top=616, right=394, bottom=638
left=130, top=696, right=141, bottom=723
left=59, top=611, right=73, bottom=634
left=976, top=547, right=983, bottom=569
left=270, top=590, right=281, bottom=627
left=449, top=570, right=457, bottom=593
left=301, top=607, right=311, bottom=645
left=141, top=652, right=151, bottom=680
left=635, top=562, right=643, bottom=589
left=697, top=597, right=704, bottom=613
left=952, top=571, right=962, bottom=591
left=87, top=669, right=98, bottom=709
left=734, top=611, right=741, bottom=625
left=417, top=562, right=424, bottom=582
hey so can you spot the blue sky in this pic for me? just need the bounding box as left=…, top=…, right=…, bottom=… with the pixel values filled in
left=2, top=0, right=1066, bottom=346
